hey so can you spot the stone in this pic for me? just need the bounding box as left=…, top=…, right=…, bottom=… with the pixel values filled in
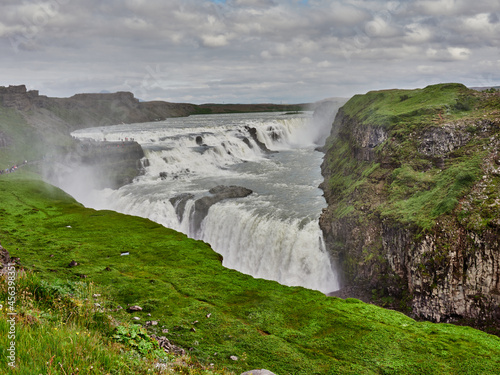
left=151, top=335, right=186, bottom=356
left=244, top=126, right=276, bottom=153
left=68, top=260, right=79, bottom=267
left=240, top=370, right=276, bottom=375
left=128, top=305, right=143, bottom=312
left=230, top=356, right=238, bottom=361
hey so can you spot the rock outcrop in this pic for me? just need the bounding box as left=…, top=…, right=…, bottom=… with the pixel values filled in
left=192, top=185, right=253, bottom=232
left=245, top=126, right=276, bottom=154
left=319, top=84, right=500, bottom=332
left=170, top=193, right=195, bottom=222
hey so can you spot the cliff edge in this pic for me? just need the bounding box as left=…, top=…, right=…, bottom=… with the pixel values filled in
left=320, top=83, right=500, bottom=333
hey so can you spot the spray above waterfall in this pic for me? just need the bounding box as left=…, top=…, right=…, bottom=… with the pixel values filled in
left=70, top=111, right=340, bottom=293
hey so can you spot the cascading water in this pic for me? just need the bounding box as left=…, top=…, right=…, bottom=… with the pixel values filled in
left=70, top=112, right=339, bottom=293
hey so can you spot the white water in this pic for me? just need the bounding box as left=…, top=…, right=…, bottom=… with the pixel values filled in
left=70, top=112, right=339, bottom=293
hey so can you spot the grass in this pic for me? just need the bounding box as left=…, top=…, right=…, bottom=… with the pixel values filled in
left=340, top=83, right=474, bottom=129
left=1, top=174, right=500, bottom=374
left=0, top=108, right=43, bottom=167
left=0, top=271, right=229, bottom=374
left=380, top=151, right=485, bottom=229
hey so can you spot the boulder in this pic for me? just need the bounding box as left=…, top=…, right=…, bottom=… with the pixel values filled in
left=0, top=244, right=11, bottom=267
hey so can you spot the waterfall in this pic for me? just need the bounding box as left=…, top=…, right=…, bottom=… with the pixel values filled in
left=70, top=112, right=340, bottom=293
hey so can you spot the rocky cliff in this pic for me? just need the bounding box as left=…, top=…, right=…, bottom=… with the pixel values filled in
left=0, top=85, right=150, bottom=187
left=320, top=83, right=500, bottom=333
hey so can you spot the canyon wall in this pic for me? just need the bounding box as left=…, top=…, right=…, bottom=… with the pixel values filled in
left=320, top=84, right=500, bottom=331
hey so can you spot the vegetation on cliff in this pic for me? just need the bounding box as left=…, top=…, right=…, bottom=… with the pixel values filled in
left=320, top=83, right=500, bottom=330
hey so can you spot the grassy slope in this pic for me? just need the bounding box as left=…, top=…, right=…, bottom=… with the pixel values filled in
left=0, top=108, right=44, bottom=167
left=1, top=174, right=500, bottom=374
left=0, top=272, right=185, bottom=375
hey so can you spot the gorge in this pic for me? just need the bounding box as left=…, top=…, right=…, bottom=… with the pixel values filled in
left=1, top=83, right=500, bottom=374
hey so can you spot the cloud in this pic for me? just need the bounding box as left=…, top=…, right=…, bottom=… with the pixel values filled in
left=317, top=60, right=333, bottom=68
left=0, top=0, right=498, bottom=103
left=201, top=34, right=231, bottom=47
left=447, top=47, right=471, bottom=60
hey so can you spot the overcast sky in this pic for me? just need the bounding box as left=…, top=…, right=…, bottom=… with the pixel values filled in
left=1, top=0, right=499, bottom=103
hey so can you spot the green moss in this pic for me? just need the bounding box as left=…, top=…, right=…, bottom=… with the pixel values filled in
left=380, top=152, right=484, bottom=229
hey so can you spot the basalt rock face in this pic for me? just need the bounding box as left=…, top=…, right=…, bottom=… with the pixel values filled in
left=0, top=85, right=47, bottom=111
left=319, top=84, right=500, bottom=330
left=383, top=221, right=500, bottom=324
left=76, top=140, right=146, bottom=188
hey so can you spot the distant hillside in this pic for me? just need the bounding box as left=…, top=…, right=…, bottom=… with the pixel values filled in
left=0, top=85, right=309, bottom=132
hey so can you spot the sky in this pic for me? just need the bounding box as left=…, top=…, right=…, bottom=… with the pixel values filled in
left=1, top=0, right=499, bottom=104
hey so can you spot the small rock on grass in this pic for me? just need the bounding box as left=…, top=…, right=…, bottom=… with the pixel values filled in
left=240, top=370, right=276, bottom=375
